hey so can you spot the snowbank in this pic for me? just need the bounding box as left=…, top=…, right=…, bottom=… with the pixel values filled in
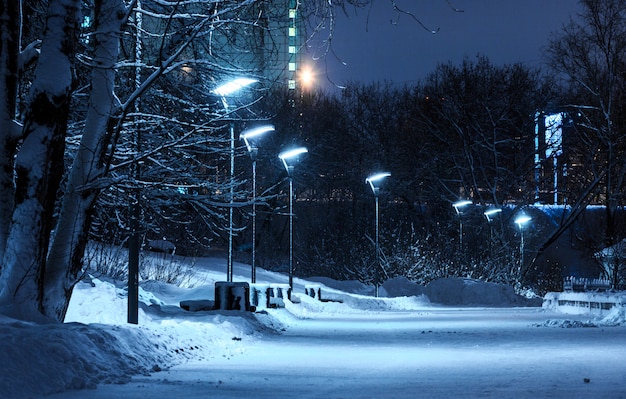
left=307, top=276, right=385, bottom=296
left=0, top=316, right=175, bottom=398
left=386, top=276, right=540, bottom=307
left=0, top=278, right=264, bottom=398
left=308, top=276, right=538, bottom=307
left=382, top=276, right=425, bottom=297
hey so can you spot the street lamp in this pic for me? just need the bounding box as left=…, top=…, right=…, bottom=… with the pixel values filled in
left=366, top=172, right=391, bottom=296
left=484, top=208, right=502, bottom=258
left=240, top=125, right=274, bottom=283
left=452, top=200, right=472, bottom=251
left=213, top=77, right=258, bottom=282
left=278, top=147, right=308, bottom=290
left=514, top=214, right=532, bottom=274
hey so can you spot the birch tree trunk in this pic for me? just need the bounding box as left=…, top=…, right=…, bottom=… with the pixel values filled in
left=44, top=0, right=128, bottom=321
left=0, top=0, right=80, bottom=321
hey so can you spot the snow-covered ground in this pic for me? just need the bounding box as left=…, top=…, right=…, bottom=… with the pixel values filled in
left=1, top=255, right=625, bottom=398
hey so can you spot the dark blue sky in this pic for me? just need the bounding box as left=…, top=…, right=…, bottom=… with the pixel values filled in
left=308, top=0, right=582, bottom=91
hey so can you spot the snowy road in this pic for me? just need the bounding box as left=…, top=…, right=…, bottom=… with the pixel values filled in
left=46, top=307, right=626, bottom=398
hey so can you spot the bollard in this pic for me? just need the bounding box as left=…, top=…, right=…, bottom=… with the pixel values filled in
left=215, top=282, right=250, bottom=311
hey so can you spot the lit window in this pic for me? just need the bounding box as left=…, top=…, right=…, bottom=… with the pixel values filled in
left=289, top=46, right=296, bottom=54
left=81, top=16, right=92, bottom=45
left=82, top=16, right=91, bottom=28
left=288, top=80, right=296, bottom=89
left=289, top=62, right=296, bottom=71
left=289, top=9, right=296, bottom=19
left=289, top=27, right=296, bottom=37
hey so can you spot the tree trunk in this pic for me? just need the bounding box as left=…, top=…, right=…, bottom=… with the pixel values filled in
left=44, top=0, right=127, bottom=322
left=0, top=0, right=80, bottom=321
left=0, top=0, right=20, bottom=262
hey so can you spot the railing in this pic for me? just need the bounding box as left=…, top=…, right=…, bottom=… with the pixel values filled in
left=250, top=283, right=291, bottom=310
left=563, top=276, right=611, bottom=292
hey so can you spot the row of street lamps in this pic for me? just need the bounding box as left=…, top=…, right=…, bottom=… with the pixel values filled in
left=228, top=122, right=308, bottom=288
left=214, top=78, right=312, bottom=290
left=125, top=75, right=541, bottom=322
left=243, top=140, right=389, bottom=292
left=453, top=200, right=533, bottom=270
left=213, top=77, right=400, bottom=292
left=212, top=78, right=533, bottom=294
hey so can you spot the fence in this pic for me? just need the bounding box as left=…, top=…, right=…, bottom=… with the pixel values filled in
left=543, top=291, right=624, bottom=316
left=563, top=276, right=611, bottom=292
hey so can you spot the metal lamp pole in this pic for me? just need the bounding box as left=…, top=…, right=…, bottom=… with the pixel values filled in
left=514, top=215, right=532, bottom=275
left=241, top=125, right=274, bottom=283
left=452, top=200, right=472, bottom=252
left=279, top=147, right=308, bottom=290
left=288, top=176, right=293, bottom=287
left=213, top=77, right=257, bottom=282
left=252, top=159, right=257, bottom=280
left=228, top=122, right=234, bottom=281
left=484, top=208, right=502, bottom=259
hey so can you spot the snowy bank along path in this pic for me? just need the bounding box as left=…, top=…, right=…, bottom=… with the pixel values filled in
left=1, top=257, right=626, bottom=398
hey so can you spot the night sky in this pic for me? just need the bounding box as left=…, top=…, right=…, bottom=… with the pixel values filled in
left=308, top=0, right=583, bottom=91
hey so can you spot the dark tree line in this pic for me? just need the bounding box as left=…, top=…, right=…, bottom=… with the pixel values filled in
left=243, top=11, right=626, bottom=292
left=241, top=57, right=555, bottom=292
left=221, top=1, right=626, bottom=294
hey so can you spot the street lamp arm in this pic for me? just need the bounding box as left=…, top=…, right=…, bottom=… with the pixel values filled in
left=515, top=215, right=532, bottom=228
left=278, top=147, right=308, bottom=161
left=213, top=77, right=258, bottom=97
left=484, top=208, right=502, bottom=222
left=278, top=147, right=308, bottom=175
left=241, top=125, right=275, bottom=142
left=241, top=125, right=274, bottom=158
left=366, top=172, right=390, bottom=196
left=452, top=200, right=472, bottom=214
left=365, top=172, right=391, bottom=184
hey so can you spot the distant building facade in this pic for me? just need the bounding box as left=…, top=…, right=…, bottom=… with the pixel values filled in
left=219, top=1, right=307, bottom=92
left=534, top=111, right=578, bottom=205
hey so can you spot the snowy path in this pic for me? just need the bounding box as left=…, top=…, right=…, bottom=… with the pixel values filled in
left=46, top=307, right=626, bottom=398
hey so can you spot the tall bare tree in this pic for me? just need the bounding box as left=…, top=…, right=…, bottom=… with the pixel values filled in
left=546, top=0, right=626, bottom=288
left=3, top=0, right=421, bottom=322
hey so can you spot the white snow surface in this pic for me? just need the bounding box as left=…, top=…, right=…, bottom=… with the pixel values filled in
left=1, top=256, right=625, bottom=398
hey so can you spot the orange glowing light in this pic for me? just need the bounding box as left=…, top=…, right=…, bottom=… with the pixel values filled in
left=299, top=66, right=315, bottom=88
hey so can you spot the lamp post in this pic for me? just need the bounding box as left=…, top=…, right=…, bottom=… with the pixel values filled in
left=278, top=147, right=308, bottom=290
left=484, top=208, right=502, bottom=259
left=240, top=125, right=274, bottom=283
left=213, top=77, right=257, bottom=282
left=452, top=200, right=472, bottom=252
left=366, top=172, right=391, bottom=296
left=514, top=214, right=532, bottom=275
